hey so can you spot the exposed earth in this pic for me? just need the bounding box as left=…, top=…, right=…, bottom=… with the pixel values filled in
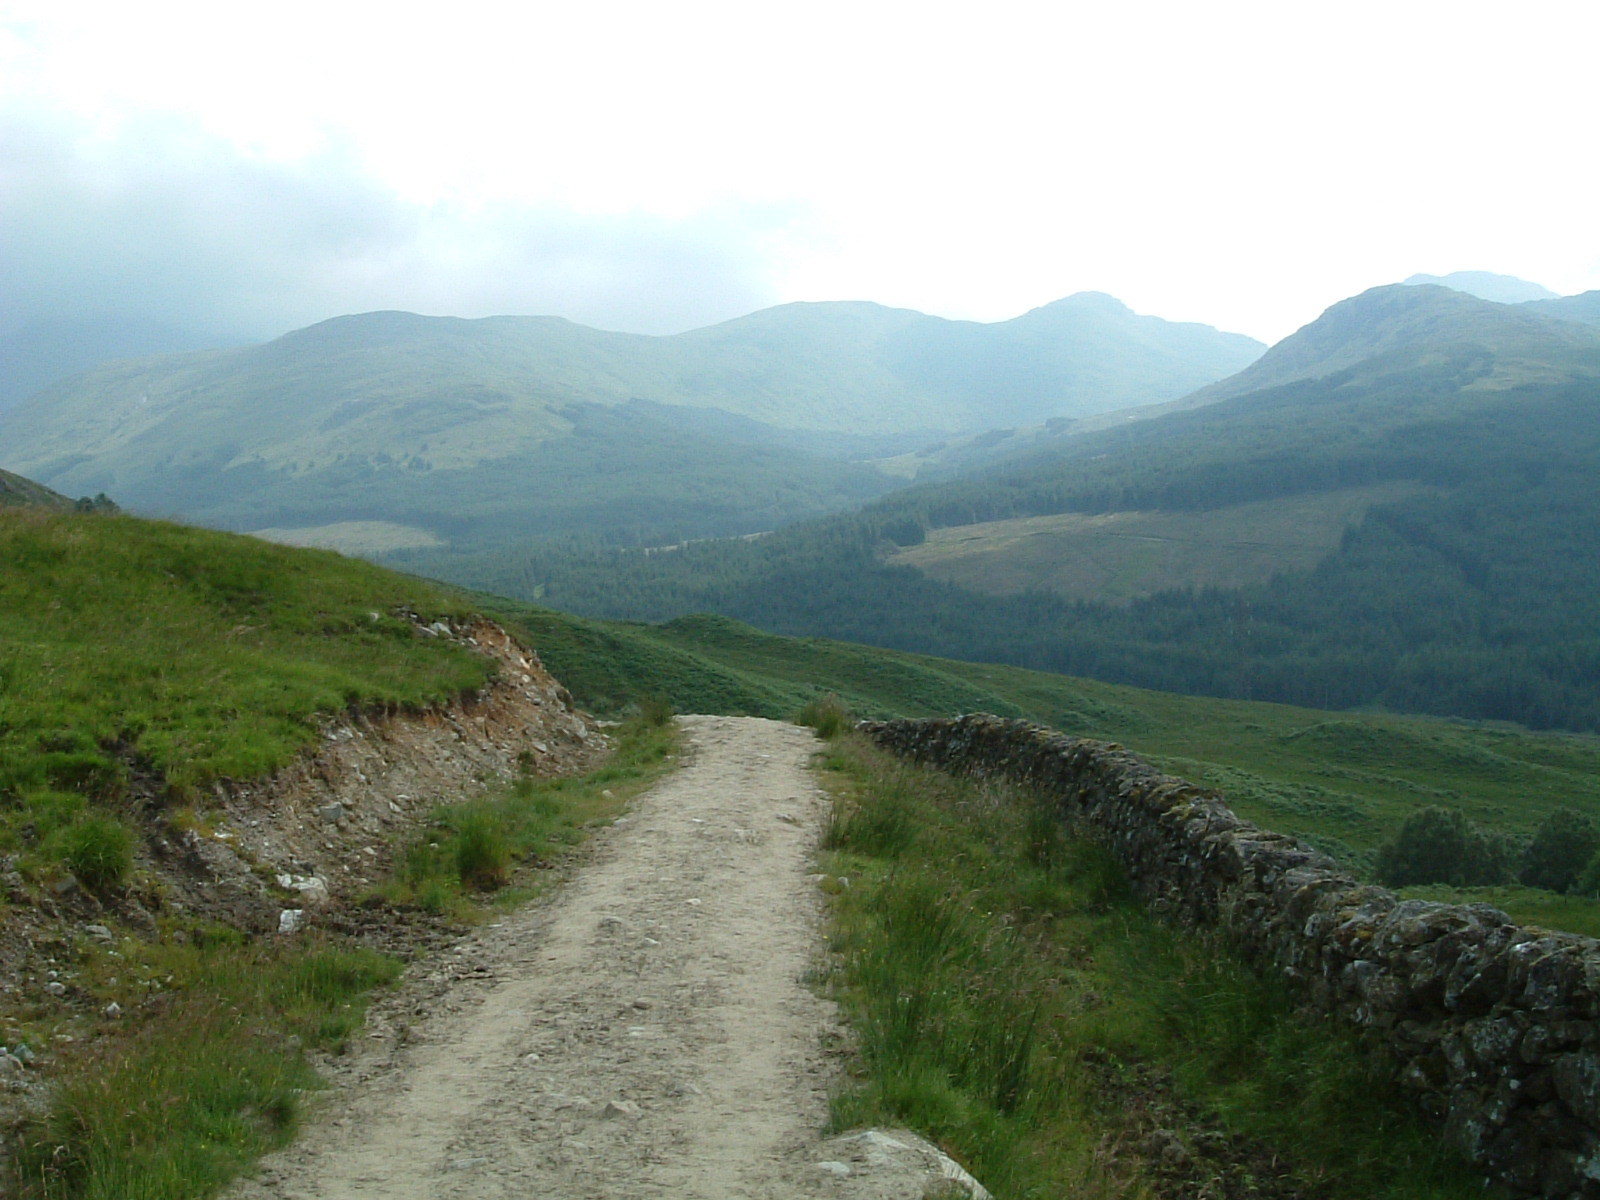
left=225, top=715, right=988, bottom=1200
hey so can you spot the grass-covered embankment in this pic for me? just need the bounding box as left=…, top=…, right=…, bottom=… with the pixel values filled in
left=11, top=710, right=681, bottom=1200
left=813, top=729, right=1488, bottom=1199
left=0, top=508, right=489, bottom=889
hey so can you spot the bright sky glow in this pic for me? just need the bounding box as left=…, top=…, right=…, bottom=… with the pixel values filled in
left=3, top=0, right=1598, bottom=345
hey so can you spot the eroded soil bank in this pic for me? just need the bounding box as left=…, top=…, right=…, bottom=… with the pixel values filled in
left=0, top=619, right=605, bottom=1153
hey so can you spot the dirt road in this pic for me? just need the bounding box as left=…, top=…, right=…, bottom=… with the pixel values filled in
left=228, top=716, right=985, bottom=1200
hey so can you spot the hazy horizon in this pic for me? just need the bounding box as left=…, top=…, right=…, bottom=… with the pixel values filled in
left=4, top=1, right=1597, bottom=366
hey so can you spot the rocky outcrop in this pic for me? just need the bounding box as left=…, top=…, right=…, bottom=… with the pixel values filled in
left=865, top=713, right=1600, bottom=1199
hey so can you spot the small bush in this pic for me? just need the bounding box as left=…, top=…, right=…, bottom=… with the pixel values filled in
left=637, top=695, right=675, bottom=728
left=1520, top=808, right=1599, bottom=893
left=1375, top=805, right=1512, bottom=887
left=58, top=815, right=134, bottom=891
left=797, top=694, right=853, bottom=740
left=1576, top=852, right=1600, bottom=899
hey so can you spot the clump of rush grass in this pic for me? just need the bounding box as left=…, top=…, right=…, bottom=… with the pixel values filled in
left=635, top=694, right=677, bottom=728
left=55, top=815, right=134, bottom=892
left=796, top=693, right=853, bottom=740
left=453, top=806, right=511, bottom=891
left=815, top=733, right=1485, bottom=1200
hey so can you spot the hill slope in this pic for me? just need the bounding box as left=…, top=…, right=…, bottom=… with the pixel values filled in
left=1525, top=290, right=1600, bottom=327
left=442, top=286, right=1600, bottom=732
left=0, top=299, right=1260, bottom=552
left=1180, top=283, right=1600, bottom=408
left=0, top=467, right=72, bottom=509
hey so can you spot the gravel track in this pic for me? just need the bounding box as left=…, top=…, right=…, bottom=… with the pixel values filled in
left=226, top=716, right=983, bottom=1200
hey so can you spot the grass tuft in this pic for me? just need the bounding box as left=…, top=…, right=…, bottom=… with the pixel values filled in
left=636, top=694, right=676, bottom=728
left=13, top=941, right=395, bottom=1200
left=453, top=807, right=511, bottom=891
left=796, top=693, right=853, bottom=740
left=56, top=816, right=133, bottom=892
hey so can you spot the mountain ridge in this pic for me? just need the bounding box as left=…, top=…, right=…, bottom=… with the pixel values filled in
left=0, top=293, right=1263, bottom=550
left=1401, top=270, right=1559, bottom=303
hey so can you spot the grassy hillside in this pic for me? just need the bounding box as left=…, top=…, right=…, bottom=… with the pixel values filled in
left=0, top=296, right=1260, bottom=555
left=1181, top=282, right=1600, bottom=408
left=0, top=467, right=73, bottom=509
left=454, top=285, right=1600, bottom=735
left=1, top=507, right=1593, bottom=1197
left=0, top=508, right=489, bottom=887
left=478, top=599, right=1600, bottom=934
left=10, top=504, right=1590, bottom=930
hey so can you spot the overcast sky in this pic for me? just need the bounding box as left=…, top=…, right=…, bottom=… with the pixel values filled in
left=3, top=0, right=1598, bottom=352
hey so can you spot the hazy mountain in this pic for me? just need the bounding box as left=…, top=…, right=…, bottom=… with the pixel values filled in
left=1402, top=270, right=1559, bottom=304
left=1180, top=283, right=1600, bottom=407
left=1524, top=290, right=1600, bottom=328
left=0, top=316, right=251, bottom=411
left=0, top=297, right=1261, bottom=550
left=683, top=292, right=1265, bottom=431
left=462, top=286, right=1600, bottom=732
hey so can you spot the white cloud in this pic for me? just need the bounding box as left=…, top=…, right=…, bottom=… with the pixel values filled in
left=3, top=0, right=1598, bottom=349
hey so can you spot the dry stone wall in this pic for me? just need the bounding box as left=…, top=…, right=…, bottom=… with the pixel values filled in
left=864, top=713, right=1600, bottom=1199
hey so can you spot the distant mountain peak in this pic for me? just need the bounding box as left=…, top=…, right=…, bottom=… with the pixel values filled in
left=1402, top=271, right=1560, bottom=304
left=1035, top=291, right=1129, bottom=312
left=1182, top=282, right=1600, bottom=408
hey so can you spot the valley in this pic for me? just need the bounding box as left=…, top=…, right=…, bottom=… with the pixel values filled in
left=450, top=284, right=1600, bottom=733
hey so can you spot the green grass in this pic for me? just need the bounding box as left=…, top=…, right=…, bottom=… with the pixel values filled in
left=372, top=711, right=680, bottom=917
left=817, top=735, right=1487, bottom=1199
left=477, top=597, right=1600, bottom=933
left=13, top=934, right=398, bottom=1200
left=10, top=713, right=682, bottom=1200
left=0, top=509, right=487, bottom=888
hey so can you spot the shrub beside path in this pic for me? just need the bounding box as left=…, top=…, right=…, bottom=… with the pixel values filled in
left=227, top=715, right=983, bottom=1200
